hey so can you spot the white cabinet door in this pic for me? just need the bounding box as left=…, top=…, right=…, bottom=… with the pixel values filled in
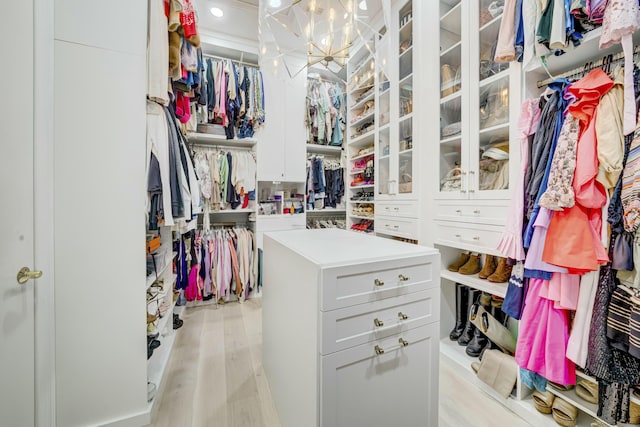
left=321, top=322, right=439, bottom=427
left=1, top=1, right=36, bottom=424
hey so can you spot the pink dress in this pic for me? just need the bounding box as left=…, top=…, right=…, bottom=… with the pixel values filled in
left=497, top=99, right=541, bottom=260
left=539, top=273, right=581, bottom=310
left=524, top=207, right=569, bottom=273
left=515, top=278, right=576, bottom=385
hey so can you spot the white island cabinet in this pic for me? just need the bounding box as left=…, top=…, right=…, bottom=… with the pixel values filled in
left=263, top=229, right=440, bottom=427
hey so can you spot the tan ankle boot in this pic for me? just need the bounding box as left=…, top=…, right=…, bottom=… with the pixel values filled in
left=478, top=254, right=497, bottom=279
left=488, top=257, right=512, bottom=283
left=459, top=254, right=481, bottom=275
left=448, top=252, right=470, bottom=272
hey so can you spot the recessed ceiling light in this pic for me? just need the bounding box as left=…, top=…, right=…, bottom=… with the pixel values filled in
left=269, top=0, right=282, bottom=7
left=358, top=1, right=367, bottom=11
left=210, top=7, right=224, bottom=17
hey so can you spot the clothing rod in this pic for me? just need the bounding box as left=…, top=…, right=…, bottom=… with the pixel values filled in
left=189, top=142, right=255, bottom=151
left=202, top=53, right=259, bottom=68
left=537, top=46, right=640, bottom=88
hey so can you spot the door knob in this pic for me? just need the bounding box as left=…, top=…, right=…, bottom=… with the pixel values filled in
left=17, top=267, right=43, bottom=285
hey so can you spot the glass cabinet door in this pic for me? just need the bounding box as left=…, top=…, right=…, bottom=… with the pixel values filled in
left=475, top=0, right=510, bottom=195
left=397, top=0, right=413, bottom=195
left=376, top=28, right=391, bottom=197
left=438, top=0, right=463, bottom=196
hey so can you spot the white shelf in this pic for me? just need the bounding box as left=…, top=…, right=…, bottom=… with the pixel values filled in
left=379, top=87, right=390, bottom=98
left=187, top=132, right=257, bottom=148
left=350, top=77, right=375, bottom=94
left=350, top=169, right=365, bottom=175
left=440, top=90, right=462, bottom=105
left=399, top=45, right=413, bottom=60
left=258, top=214, right=305, bottom=219
left=349, top=55, right=374, bottom=83
left=306, top=144, right=343, bottom=155
left=349, top=200, right=375, bottom=204
left=399, top=17, right=413, bottom=34
left=350, top=214, right=374, bottom=220
left=399, top=112, right=414, bottom=122
left=349, top=129, right=376, bottom=147
left=479, top=14, right=502, bottom=33
left=349, top=111, right=375, bottom=129
left=479, top=122, right=510, bottom=144
left=378, top=123, right=391, bottom=133
left=349, top=183, right=374, bottom=189
left=350, top=150, right=375, bottom=162
left=440, top=135, right=462, bottom=146
left=205, top=208, right=256, bottom=214
left=399, top=73, right=413, bottom=87
left=306, top=208, right=346, bottom=215
left=146, top=250, right=174, bottom=290
left=350, top=91, right=375, bottom=112
left=440, top=269, right=508, bottom=297
left=399, top=148, right=413, bottom=156
left=440, top=339, right=597, bottom=427
left=440, top=40, right=461, bottom=60
left=479, top=68, right=510, bottom=88
left=440, top=2, right=461, bottom=35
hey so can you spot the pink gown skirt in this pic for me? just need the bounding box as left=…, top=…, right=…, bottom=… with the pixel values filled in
left=515, top=278, right=577, bottom=385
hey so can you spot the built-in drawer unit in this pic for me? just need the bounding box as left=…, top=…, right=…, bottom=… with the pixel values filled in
left=376, top=200, right=419, bottom=218
left=321, top=288, right=439, bottom=354
left=320, top=255, right=436, bottom=311
left=320, top=322, right=439, bottom=427
left=435, top=201, right=509, bottom=226
left=374, top=216, right=418, bottom=239
left=435, top=221, right=503, bottom=255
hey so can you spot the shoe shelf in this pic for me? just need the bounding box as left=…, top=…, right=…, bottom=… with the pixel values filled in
left=146, top=249, right=175, bottom=290
left=545, top=386, right=612, bottom=426
left=349, top=130, right=376, bottom=148
left=306, top=208, right=346, bottom=215
left=440, top=269, right=507, bottom=298
left=350, top=111, right=376, bottom=129
left=350, top=150, right=375, bottom=162
left=440, top=339, right=597, bottom=427
left=350, top=91, right=375, bottom=112
left=350, top=214, right=374, bottom=220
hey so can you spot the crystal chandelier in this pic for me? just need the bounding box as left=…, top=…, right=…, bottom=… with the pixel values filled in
left=261, top=0, right=378, bottom=78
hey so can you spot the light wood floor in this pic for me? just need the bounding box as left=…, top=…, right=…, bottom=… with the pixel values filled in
left=149, top=299, right=531, bottom=427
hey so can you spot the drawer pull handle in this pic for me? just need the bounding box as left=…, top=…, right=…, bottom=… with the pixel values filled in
left=374, top=339, right=409, bottom=356
left=374, top=279, right=385, bottom=287
left=398, top=274, right=409, bottom=282
left=374, top=318, right=384, bottom=327
left=398, top=312, right=409, bottom=320
left=455, top=234, right=461, bottom=238
left=473, top=236, right=480, bottom=241
left=399, top=338, right=409, bottom=347
left=455, top=209, right=462, bottom=213
left=394, top=207, right=399, bottom=211
left=473, top=210, right=480, bottom=214
left=393, top=225, right=399, bottom=229
left=374, top=345, right=385, bottom=355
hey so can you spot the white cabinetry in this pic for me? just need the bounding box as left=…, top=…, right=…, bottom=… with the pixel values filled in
left=263, top=229, right=440, bottom=427
left=435, top=0, right=521, bottom=255
left=258, top=56, right=307, bottom=182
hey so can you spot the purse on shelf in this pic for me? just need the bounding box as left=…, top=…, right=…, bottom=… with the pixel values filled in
left=469, top=303, right=516, bottom=354
left=440, top=167, right=461, bottom=192
left=441, top=64, right=461, bottom=97
left=476, top=349, right=518, bottom=398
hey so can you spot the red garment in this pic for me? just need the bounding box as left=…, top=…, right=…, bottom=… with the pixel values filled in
left=543, top=70, right=613, bottom=271
left=180, top=0, right=197, bottom=39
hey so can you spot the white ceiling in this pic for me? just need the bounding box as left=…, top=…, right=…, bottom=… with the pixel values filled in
left=193, top=0, right=383, bottom=62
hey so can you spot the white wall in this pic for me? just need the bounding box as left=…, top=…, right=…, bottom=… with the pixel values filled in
left=53, top=1, right=148, bottom=425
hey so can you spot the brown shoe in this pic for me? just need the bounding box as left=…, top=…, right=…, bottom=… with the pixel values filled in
left=488, top=257, right=512, bottom=283
left=448, top=252, right=470, bottom=272
left=459, top=254, right=481, bottom=275
left=478, top=254, right=497, bottom=279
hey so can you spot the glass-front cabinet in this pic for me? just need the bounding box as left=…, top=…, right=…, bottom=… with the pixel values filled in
left=437, top=0, right=518, bottom=200
left=376, top=0, right=416, bottom=200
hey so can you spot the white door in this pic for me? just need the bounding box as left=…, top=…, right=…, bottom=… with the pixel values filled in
left=0, top=0, right=37, bottom=425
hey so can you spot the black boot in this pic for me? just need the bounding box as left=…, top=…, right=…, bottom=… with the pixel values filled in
left=449, top=283, right=469, bottom=341
left=457, top=288, right=480, bottom=346
left=466, top=293, right=491, bottom=357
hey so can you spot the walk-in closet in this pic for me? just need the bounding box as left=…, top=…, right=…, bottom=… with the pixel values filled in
left=7, top=1, right=640, bottom=427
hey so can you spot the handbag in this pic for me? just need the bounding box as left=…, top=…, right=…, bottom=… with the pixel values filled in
left=476, top=349, right=518, bottom=398
left=469, top=303, right=516, bottom=354
left=612, top=231, right=634, bottom=271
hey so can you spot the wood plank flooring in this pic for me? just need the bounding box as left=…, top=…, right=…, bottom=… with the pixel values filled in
left=148, top=299, right=531, bottom=427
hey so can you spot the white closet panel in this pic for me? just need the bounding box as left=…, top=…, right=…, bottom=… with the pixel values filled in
left=53, top=40, right=147, bottom=427
left=54, top=0, right=146, bottom=55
